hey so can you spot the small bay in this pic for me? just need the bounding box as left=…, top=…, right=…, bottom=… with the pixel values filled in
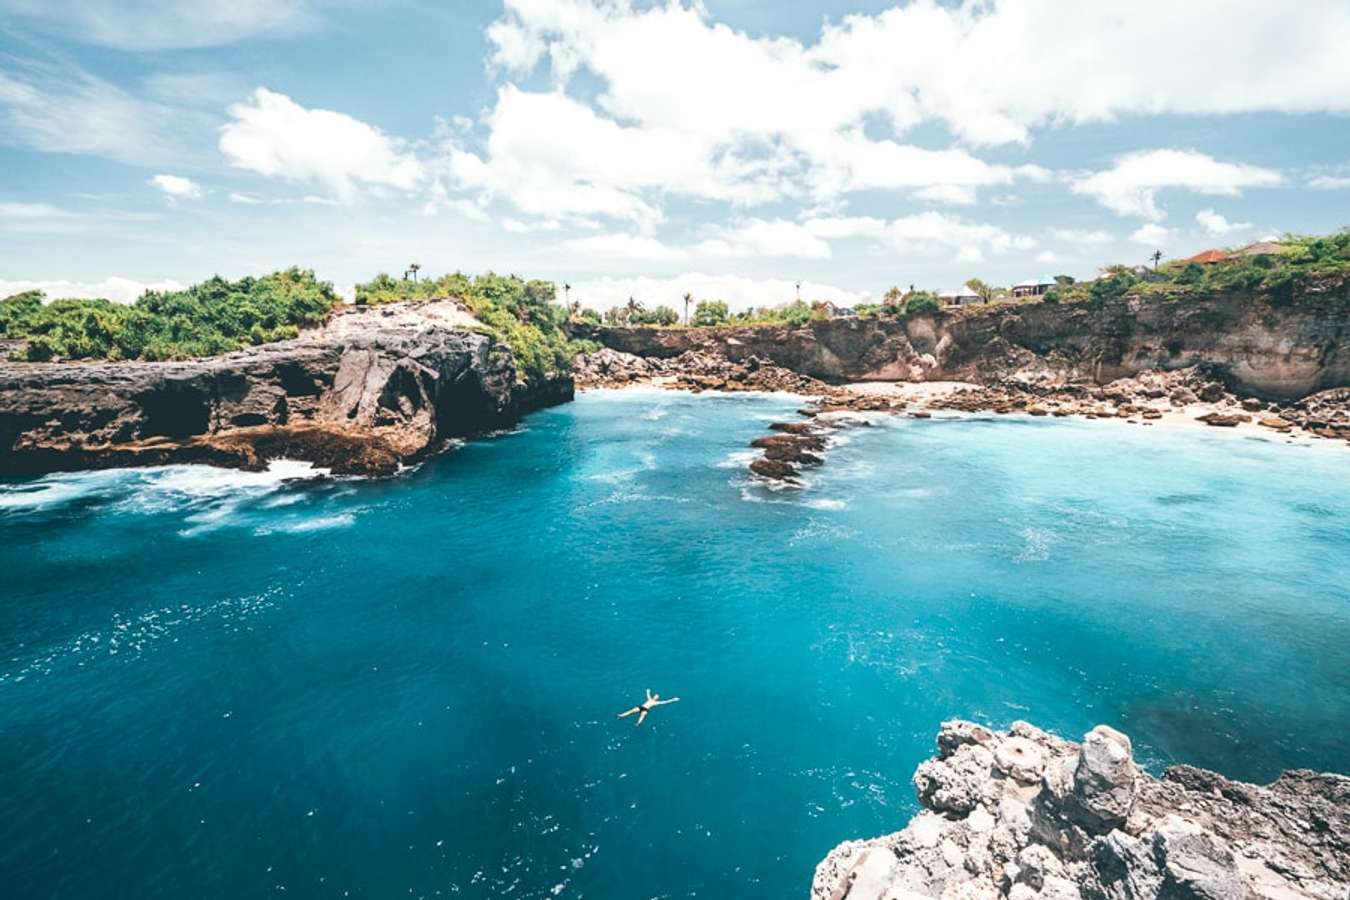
left=1, top=389, right=1347, bottom=899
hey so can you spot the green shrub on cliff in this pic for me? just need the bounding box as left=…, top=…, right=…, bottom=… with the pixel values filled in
left=903, top=293, right=942, bottom=315
left=1, top=269, right=340, bottom=362
left=1088, top=271, right=1138, bottom=303
left=692, top=300, right=730, bottom=326
left=352, top=270, right=583, bottom=383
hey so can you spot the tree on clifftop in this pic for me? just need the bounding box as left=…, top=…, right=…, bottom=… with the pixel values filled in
left=964, top=278, right=997, bottom=303
left=692, top=299, right=729, bottom=326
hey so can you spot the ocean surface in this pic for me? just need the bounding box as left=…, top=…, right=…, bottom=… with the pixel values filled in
left=2, top=389, right=1348, bottom=899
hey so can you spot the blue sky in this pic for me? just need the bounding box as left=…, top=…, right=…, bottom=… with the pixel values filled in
left=2, top=0, right=1349, bottom=309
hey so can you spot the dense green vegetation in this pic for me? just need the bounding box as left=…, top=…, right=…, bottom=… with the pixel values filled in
left=1043, top=230, right=1350, bottom=306
left=600, top=299, right=679, bottom=326
left=0, top=269, right=339, bottom=361
left=692, top=300, right=730, bottom=326
left=5, top=229, right=1342, bottom=367
left=353, top=271, right=590, bottom=382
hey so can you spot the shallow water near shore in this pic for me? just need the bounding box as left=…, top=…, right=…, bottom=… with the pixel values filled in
left=2, top=389, right=1348, bottom=899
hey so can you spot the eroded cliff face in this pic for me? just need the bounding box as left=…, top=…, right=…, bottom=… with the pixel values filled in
left=812, top=721, right=1349, bottom=900
left=581, top=280, right=1348, bottom=401
left=0, top=302, right=573, bottom=476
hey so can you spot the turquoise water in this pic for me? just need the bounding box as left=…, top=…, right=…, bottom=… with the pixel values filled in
left=2, top=389, right=1348, bottom=899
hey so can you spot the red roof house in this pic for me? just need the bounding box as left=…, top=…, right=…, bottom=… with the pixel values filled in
left=1186, top=249, right=1230, bottom=264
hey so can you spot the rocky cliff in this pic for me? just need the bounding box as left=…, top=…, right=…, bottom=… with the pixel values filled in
left=580, top=280, right=1349, bottom=401
left=812, top=721, right=1349, bottom=900
left=0, top=301, right=573, bottom=476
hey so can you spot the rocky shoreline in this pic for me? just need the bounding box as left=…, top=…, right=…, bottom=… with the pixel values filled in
left=575, top=347, right=1349, bottom=484
left=0, top=302, right=573, bottom=476
left=812, top=720, right=1349, bottom=900
left=575, top=279, right=1349, bottom=401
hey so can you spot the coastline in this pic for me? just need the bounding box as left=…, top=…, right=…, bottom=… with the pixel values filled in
left=576, top=376, right=1347, bottom=448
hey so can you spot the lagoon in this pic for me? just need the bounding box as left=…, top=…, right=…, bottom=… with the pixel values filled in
left=1, top=390, right=1347, bottom=899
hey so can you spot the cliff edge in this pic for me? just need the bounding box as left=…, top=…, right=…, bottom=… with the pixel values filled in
left=812, top=721, right=1348, bottom=900
left=581, top=280, right=1349, bottom=402
left=0, top=301, right=573, bottom=476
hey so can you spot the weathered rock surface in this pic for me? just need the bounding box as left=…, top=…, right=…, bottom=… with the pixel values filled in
left=0, top=301, right=573, bottom=476
left=812, top=721, right=1349, bottom=900
left=572, top=347, right=829, bottom=395
left=576, top=279, right=1350, bottom=401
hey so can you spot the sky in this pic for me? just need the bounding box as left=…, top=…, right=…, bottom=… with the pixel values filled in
left=2, top=0, right=1349, bottom=310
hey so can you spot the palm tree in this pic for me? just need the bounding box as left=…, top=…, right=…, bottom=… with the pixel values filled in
left=795, top=281, right=802, bottom=303
left=564, top=283, right=571, bottom=308
left=409, top=262, right=421, bottom=283
left=1150, top=250, right=1162, bottom=270
left=682, top=292, right=692, bottom=326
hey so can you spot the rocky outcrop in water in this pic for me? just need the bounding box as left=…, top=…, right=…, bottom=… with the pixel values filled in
left=576, top=279, right=1349, bottom=402
left=812, top=721, right=1349, bottom=900
left=0, top=302, right=573, bottom=476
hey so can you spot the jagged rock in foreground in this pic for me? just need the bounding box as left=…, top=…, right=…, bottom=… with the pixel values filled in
left=0, top=301, right=573, bottom=476
left=812, top=721, right=1349, bottom=900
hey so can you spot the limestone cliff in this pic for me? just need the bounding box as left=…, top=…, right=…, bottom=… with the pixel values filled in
left=812, top=721, right=1348, bottom=900
left=580, top=279, right=1349, bottom=401
left=0, top=301, right=573, bottom=476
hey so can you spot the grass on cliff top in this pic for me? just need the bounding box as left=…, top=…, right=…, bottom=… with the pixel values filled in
left=0, top=268, right=340, bottom=362
left=353, top=271, right=593, bottom=383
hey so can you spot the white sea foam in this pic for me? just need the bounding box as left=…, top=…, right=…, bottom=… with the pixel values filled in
left=255, top=512, right=356, bottom=535
left=1013, top=526, right=1057, bottom=563
left=804, top=498, right=847, bottom=510
left=716, top=450, right=760, bottom=469
left=789, top=518, right=857, bottom=544
left=0, top=470, right=118, bottom=512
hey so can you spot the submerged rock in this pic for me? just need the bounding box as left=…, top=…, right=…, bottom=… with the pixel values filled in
left=811, top=721, right=1349, bottom=900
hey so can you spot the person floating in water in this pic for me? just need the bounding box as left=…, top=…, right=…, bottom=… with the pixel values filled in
left=617, top=689, right=679, bottom=727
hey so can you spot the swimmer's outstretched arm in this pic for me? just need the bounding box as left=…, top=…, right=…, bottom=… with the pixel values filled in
left=645, top=688, right=655, bottom=702
left=653, top=697, right=680, bottom=706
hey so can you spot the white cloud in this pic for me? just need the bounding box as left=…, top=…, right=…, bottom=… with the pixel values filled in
left=228, top=192, right=262, bottom=204
left=914, top=184, right=978, bottom=205
left=149, top=173, right=204, bottom=199
left=480, top=0, right=1350, bottom=171
left=1035, top=250, right=1059, bottom=264
left=1308, top=174, right=1350, bottom=190
left=452, top=3, right=1077, bottom=225
left=1130, top=223, right=1171, bottom=245
left=562, top=233, right=688, bottom=262
left=1195, top=208, right=1251, bottom=236
left=568, top=273, right=866, bottom=313
left=1073, top=149, right=1283, bottom=219
left=502, top=217, right=562, bottom=233
left=2, top=0, right=321, bottom=50
left=1049, top=228, right=1114, bottom=245
left=450, top=0, right=1349, bottom=234
left=697, top=219, right=832, bottom=259
left=0, top=59, right=198, bottom=165
left=221, top=88, right=424, bottom=202
left=800, top=212, right=1034, bottom=262
left=0, top=201, right=72, bottom=220
left=0, top=276, right=186, bottom=304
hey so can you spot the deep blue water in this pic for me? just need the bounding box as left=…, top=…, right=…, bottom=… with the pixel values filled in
left=2, top=389, right=1348, bottom=900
